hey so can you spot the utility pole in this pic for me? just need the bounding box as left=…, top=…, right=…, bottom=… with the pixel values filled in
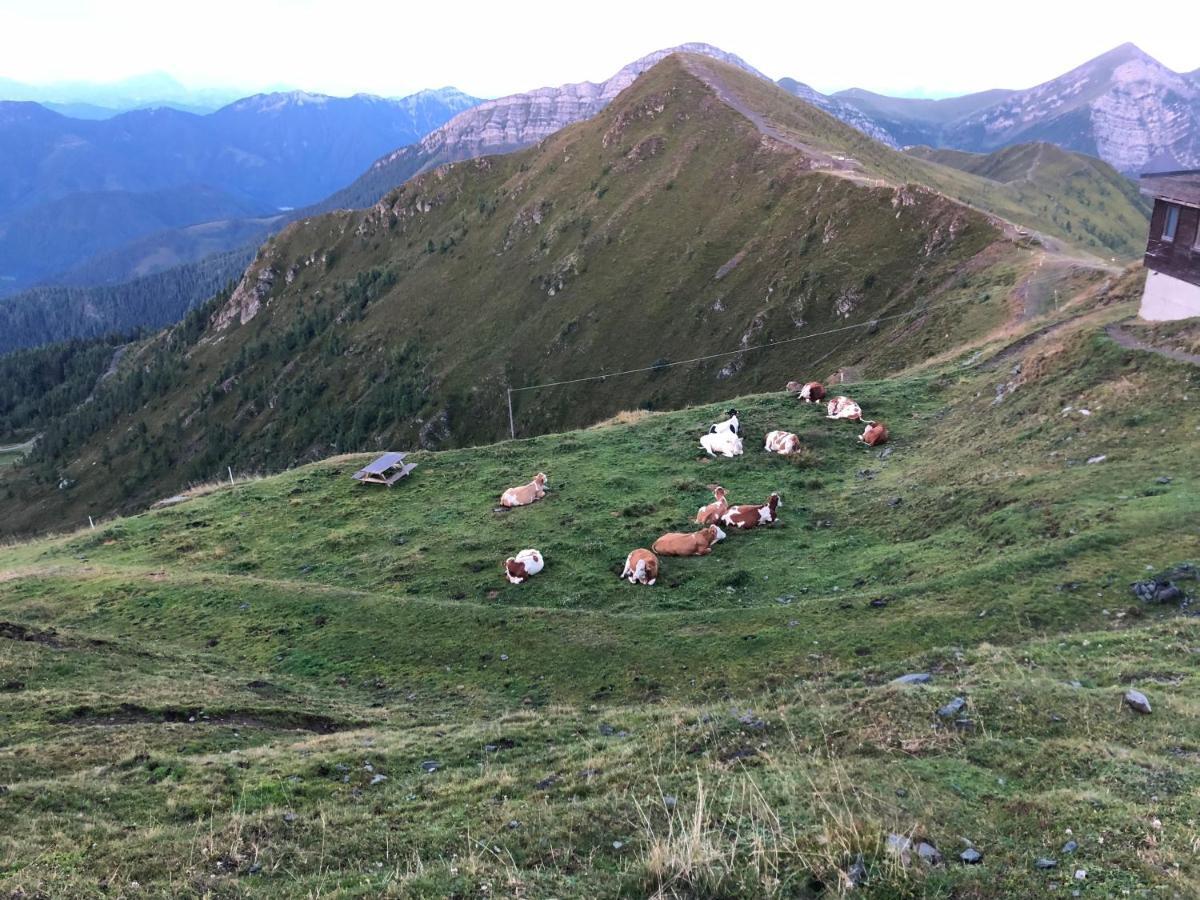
left=507, top=388, right=516, bottom=440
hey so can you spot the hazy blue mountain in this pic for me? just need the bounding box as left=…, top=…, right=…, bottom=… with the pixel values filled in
left=0, top=87, right=480, bottom=293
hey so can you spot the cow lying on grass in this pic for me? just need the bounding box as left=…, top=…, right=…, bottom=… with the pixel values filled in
left=720, top=493, right=780, bottom=530
left=652, top=524, right=726, bottom=556
left=700, top=431, right=744, bottom=458
left=860, top=421, right=888, bottom=446
left=500, top=472, right=548, bottom=508
left=763, top=430, right=802, bottom=455
left=695, top=486, right=729, bottom=525
left=787, top=381, right=826, bottom=403
left=620, top=548, right=659, bottom=585
left=504, top=548, right=544, bottom=584
left=708, top=409, right=740, bottom=436
left=826, top=396, right=863, bottom=421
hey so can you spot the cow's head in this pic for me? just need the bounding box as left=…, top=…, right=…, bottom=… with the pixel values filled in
left=534, top=472, right=548, bottom=488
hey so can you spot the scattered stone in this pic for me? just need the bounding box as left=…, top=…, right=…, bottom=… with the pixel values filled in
left=484, top=744, right=498, bottom=753
left=953, top=718, right=975, bottom=731
left=937, top=696, right=967, bottom=718
left=612, top=841, right=624, bottom=850
left=598, top=723, right=615, bottom=736
left=895, top=788, right=908, bottom=798
left=663, top=795, right=677, bottom=810
left=499, top=654, right=509, bottom=661
left=869, top=596, right=891, bottom=608
left=1086, top=455, right=1107, bottom=465
left=282, top=812, right=297, bottom=823
left=578, top=768, right=601, bottom=780
left=507, top=820, right=521, bottom=830
left=892, top=673, right=932, bottom=685
left=535, top=775, right=558, bottom=790
left=1074, top=869, right=1087, bottom=881
left=960, top=848, right=983, bottom=865
left=776, top=595, right=795, bottom=605
left=370, top=774, right=387, bottom=785
left=886, top=834, right=913, bottom=867
left=847, top=853, right=868, bottom=886
left=247, top=862, right=262, bottom=875
left=420, top=760, right=441, bottom=773
left=917, top=841, right=942, bottom=866
left=1156, top=476, right=1172, bottom=484
left=879, top=447, right=893, bottom=460
left=735, top=710, right=766, bottom=730
left=888, top=496, right=903, bottom=508
left=1124, top=690, right=1152, bottom=714
left=1036, top=858, right=1058, bottom=869
left=1062, top=840, right=1078, bottom=854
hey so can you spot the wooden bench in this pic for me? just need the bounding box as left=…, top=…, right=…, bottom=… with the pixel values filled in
left=352, top=452, right=416, bottom=486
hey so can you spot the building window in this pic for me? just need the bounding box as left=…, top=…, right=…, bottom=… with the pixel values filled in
left=1162, top=204, right=1179, bottom=242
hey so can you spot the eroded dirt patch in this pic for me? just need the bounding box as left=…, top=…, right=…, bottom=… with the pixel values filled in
left=56, top=703, right=359, bottom=733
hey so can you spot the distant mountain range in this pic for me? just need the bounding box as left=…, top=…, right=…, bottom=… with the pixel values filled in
left=0, top=72, right=287, bottom=116
left=805, top=43, right=1200, bottom=174
left=0, top=87, right=480, bottom=294
left=0, top=40, right=1190, bottom=356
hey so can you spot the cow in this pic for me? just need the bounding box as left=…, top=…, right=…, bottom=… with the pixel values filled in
left=708, top=409, right=740, bottom=436
left=700, top=431, right=744, bottom=458
left=826, top=396, right=863, bottom=421
left=859, top=421, right=889, bottom=446
left=620, top=548, right=659, bottom=585
left=695, top=485, right=729, bottom=525
left=786, top=381, right=826, bottom=403
left=504, top=548, right=544, bottom=584
left=763, top=430, right=802, bottom=455
left=652, top=524, right=726, bottom=557
left=500, top=472, right=547, bottom=508
left=720, top=493, right=781, bottom=530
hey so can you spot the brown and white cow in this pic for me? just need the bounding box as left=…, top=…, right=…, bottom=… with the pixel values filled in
left=786, top=381, right=826, bottom=403
left=620, top=548, right=659, bottom=585
left=826, top=396, right=863, bottom=421
left=504, top=548, right=544, bottom=584
left=652, top=524, right=726, bottom=557
left=763, top=430, right=802, bottom=455
left=859, top=421, right=888, bottom=447
left=500, top=472, right=547, bottom=508
left=695, top=486, right=729, bottom=525
left=720, top=493, right=781, bottom=530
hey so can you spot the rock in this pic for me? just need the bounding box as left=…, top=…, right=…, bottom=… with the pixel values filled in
left=953, top=718, right=975, bottom=731
left=892, top=673, right=932, bottom=685
left=499, top=654, right=509, bottom=661
left=895, top=788, right=908, bottom=798
left=888, top=496, right=903, bottom=508
left=1086, top=455, right=1107, bottom=465
left=612, top=840, right=624, bottom=850
left=1062, top=840, right=1078, bottom=854
left=1156, top=476, right=1172, bottom=484
left=1074, top=869, right=1087, bottom=880
left=578, top=768, right=601, bottom=780
left=420, top=760, right=441, bottom=773
left=282, top=812, right=297, bottom=823
left=879, top=447, right=893, bottom=460
left=937, top=696, right=967, bottom=718
left=535, top=775, right=558, bottom=790
left=960, top=848, right=983, bottom=865
left=847, top=852, right=868, bottom=886
left=917, top=841, right=943, bottom=866
left=776, top=595, right=795, bottom=605
left=663, top=795, right=677, bottom=810
left=886, top=833, right=913, bottom=866
left=869, top=596, right=891, bottom=608
left=507, top=819, right=521, bottom=830
left=735, top=710, right=766, bottom=730
left=370, top=774, right=388, bottom=785
left=598, top=723, right=615, bottom=736
left=484, top=744, right=498, bottom=753
left=1124, top=690, right=1152, bottom=714
left=1036, top=858, right=1058, bottom=869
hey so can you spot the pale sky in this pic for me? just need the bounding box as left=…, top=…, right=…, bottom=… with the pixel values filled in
left=1, top=0, right=1196, bottom=99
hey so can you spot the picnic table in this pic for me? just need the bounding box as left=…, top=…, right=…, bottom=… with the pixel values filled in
left=352, top=452, right=416, bottom=486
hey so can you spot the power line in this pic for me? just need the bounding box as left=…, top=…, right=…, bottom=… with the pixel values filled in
left=509, top=292, right=986, bottom=394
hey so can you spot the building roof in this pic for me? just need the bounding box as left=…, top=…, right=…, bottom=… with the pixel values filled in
left=1140, top=170, right=1200, bottom=208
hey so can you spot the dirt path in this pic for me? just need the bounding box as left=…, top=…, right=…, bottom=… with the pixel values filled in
left=1106, top=323, right=1200, bottom=365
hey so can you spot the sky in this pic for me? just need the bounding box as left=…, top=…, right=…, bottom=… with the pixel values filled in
left=1, top=0, right=1197, bottom=100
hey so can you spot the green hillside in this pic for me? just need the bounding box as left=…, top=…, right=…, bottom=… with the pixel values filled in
left=1, top=272, right=1197, bottom=896
left=905, top=143, right=1151, bottom=257
left=3, top=53, right=1150, bottom=538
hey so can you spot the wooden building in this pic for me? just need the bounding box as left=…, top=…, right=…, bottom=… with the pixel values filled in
left=1140, top=170, right=1200, bottom=320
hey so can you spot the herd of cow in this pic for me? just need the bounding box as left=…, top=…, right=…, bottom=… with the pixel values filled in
left=500, top=379, right=887, bottom=586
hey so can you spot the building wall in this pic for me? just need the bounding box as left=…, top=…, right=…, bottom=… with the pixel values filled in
left=1144, top=199, right=1200, bottom=289
left=1140, top=269, right=1200, bottom=320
